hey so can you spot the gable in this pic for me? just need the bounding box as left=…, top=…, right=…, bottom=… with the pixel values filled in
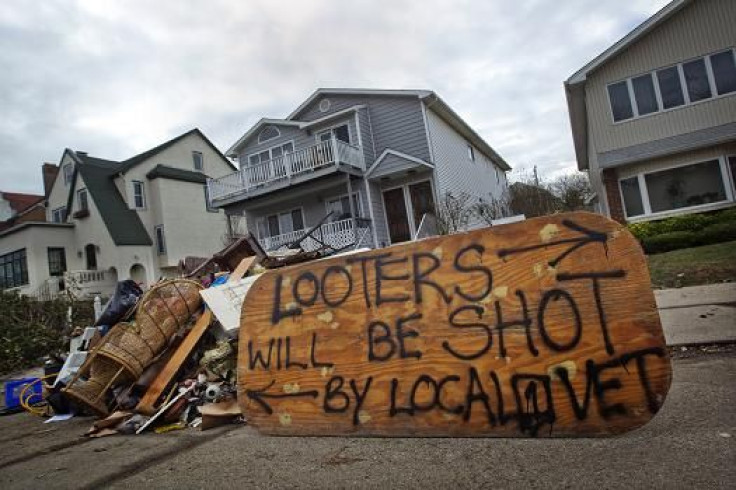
left=367, top=150, right=433, bottom=180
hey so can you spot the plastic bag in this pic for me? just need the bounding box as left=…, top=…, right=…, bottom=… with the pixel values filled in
left=95, top=280, right=143, bottom=327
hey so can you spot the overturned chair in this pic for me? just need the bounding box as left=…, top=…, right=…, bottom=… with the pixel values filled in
left=63, top=279, right=203, bottom=416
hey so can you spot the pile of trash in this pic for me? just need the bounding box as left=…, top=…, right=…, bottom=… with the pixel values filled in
left=5, top=233, right=348, bottom=435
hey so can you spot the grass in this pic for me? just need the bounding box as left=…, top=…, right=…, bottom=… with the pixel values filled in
left=647, top=240, right=736, bottom=289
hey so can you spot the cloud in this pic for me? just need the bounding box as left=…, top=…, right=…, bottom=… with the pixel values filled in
left=0, top=0, right=670, bottom=193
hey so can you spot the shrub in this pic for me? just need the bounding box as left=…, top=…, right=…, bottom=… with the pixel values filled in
left=640, top=231, right=699, bottom=254
left=0, top=292, right=95, bottom=374
left=628, top=207, right=736, bottom=242
left=696, top=220, right=736, bottom=247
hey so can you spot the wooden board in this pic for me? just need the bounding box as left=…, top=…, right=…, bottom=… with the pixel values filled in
left=237, top=212, right=672, bottom=437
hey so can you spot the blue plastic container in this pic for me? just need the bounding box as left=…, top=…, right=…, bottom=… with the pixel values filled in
left=4, top=378, right=42, bottom=409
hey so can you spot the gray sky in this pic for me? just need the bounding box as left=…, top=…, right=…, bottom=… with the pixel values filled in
left=1, top=0, right=670, bottom=194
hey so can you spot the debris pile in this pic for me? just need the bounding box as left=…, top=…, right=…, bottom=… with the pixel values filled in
left=5, top=232, right=345, bottom=435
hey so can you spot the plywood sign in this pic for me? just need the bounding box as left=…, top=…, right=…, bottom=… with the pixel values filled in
left=237, top=212, right=671, bottom=437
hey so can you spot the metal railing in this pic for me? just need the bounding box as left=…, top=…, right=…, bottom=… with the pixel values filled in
left=261, top=217, right=372, bottom=252
left=208, top=139, right=364, bottom=202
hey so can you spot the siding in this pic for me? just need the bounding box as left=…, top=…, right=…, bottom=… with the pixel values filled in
left=586, top=0, right=736, bottom=154
left=426, top=107, right=507, bottom=229
left=370, top=153, right=427, bottom=179
left=297, top=94, right=431, bottom=164
left=237, top=126, right=313, bottom=165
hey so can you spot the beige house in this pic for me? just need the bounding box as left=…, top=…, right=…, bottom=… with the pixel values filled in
left=565, top=0, right=736, bottom=223
left=0, top=129, right=235, bottom=298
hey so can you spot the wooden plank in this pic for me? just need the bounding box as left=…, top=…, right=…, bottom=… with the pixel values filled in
left=230, top=256, right=257, bottom=282
left=136, top=310, right=212, bottom=415
left=237, top=212, right=672, bottom=437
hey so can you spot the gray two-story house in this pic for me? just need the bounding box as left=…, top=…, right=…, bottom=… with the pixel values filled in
left=565, top=0, right=736, bottom=223
left=208, top=89, right=510, bottom=251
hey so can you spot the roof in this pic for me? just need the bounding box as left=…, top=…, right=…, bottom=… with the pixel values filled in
left=119, top=128, right=236, bottom=173
left=1, top=192, right=44, bottom=214
left=0, top=221, right=74, bottom=239
left=564, top=0, right=690, bottom=170
left=68, top=153, right=153, bottom=246
left=227, top=88, right=511, bottom=170
left=146, top=164, right=208, bottom=184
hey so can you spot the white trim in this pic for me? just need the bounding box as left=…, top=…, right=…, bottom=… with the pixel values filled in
left=288, top=89, right=432, bottom=120
left=566, top=0, right=688, bottom=84
left=379, top=178, right=435, bottom=245
left=420, top=101, right=435, bottom=164
left=363, top=179, right=378, bottom=248
left=607, top=48, right=736, bottom=125
left=226, top=118, right=302, bottom=157
left=300, top=105, right=366, bottom=129
left=244, top=139, right=296, bottom=169
left=314, top=122, right=351, bottom=145
left=256, top=206, right=306, bottom=240
left=131, top=180, right=145, bottom=210
left=257, top=125, right=281, bottom=144
left=366, top=149, right=434, bottom=177
left=618, top=155, right=735, bottom=220
left=324, top=191, right=363, bottom=218
left=353, top=112, right=363, bottom=149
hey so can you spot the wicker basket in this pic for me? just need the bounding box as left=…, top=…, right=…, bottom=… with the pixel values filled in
left=64, top=279, right=203, bottom=416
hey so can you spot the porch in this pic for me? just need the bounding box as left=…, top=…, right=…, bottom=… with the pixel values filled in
left=208, top=139, right=365, bottom=204
left=259, top=217, right=373, bottom=253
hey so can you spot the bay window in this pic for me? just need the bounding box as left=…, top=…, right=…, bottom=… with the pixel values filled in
left=619, top=157, right=734, bottom=219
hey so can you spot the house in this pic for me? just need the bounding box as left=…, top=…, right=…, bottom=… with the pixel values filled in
left=565, top=0, right=736, bottom=223
left=0, top=191, right=46, bottom=231
left=0, top=129, right=236, bottom=298
left=208, top=88, right=511, bottom=251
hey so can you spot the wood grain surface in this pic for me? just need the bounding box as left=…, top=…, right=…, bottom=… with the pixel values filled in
left=237, top=212, right=671, bottom=437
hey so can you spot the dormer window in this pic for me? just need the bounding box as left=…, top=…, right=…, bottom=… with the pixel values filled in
left=258, top=125, right=280, bottom=143
left=192, top=151, right=204, bottom=172
left=132, top=181, right=145, bottom=209
left=63, top=164, right=73, bottom=185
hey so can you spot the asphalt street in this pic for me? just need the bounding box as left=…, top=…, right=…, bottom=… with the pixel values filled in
left=0, top=350, right=734, bottom=489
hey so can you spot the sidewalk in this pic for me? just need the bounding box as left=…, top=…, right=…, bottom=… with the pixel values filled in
left=655, top=282, right=736, bottom=346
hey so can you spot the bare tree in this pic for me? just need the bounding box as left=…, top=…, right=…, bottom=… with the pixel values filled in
left=435, top=191, right=473, bottom=235
left=548, top=173, right=593, bottom=212
left=473, top=192, right=511, bottom=225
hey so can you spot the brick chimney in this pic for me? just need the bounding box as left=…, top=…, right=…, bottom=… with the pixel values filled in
left=42, top=163, right=59, bottom=197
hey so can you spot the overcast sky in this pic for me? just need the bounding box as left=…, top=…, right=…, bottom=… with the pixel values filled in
left=1, top=0, right=670, bottom=194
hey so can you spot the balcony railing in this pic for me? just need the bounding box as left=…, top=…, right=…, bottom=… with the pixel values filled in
left=208, top=139, right=364, bottom=202
left=260, top=217, right=372, bottom=252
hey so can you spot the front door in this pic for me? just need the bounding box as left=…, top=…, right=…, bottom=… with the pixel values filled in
left=382, top=187, right=411, bottom=243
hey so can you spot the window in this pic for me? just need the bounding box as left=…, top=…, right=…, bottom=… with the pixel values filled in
left=317, top=124, right=350, bottom=144
left=257, top=126, right=280, bottom=143
left=683, top=58, right=712, bottom=102
left=192, top=151, right=204, bottom=172
left=632, top=74, right=658, bottom=116
left=63, top=164, right=73, bottom=185
left=246, top=142, right=294, bottom=168
left=619, top=158, right=734, bottom=219
left=257, top=208, right=304, bottom=238
left=48, top=248, right=67, bottom=277
left=710, top=50, right=736, bottom=96
left=203, top=185, right=218, bottom=212
left=656, top=66, right=685, bottom=109
left=52, top=207, right=67, bottom=223
left=645, top=160, right=726, bottom=213
left=77, top=189, right=88, bottom=211
left=319, top=99, right=331, bottom=112
left=0, top=249, right=28, bottom=289
left=607, top=81, right=634, bottom=122
left=132, top=181, right=145, bottom=209
left=155, top=225, right=166, bottom=255
left=620, top=177, right=644, bottom=217
left=608, top=48, right=736, bottom=122
left=467, top=144, right=475, bottom=162
left=326, top=193, right=361, bottom=221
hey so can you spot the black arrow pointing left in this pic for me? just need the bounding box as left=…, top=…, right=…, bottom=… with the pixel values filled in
left=245, top=380, right=319, bottom=415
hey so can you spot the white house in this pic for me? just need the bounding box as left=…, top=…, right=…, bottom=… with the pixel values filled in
left=0, top=128, right=236, bottom=298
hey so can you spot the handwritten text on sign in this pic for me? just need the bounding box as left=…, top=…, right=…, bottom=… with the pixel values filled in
left=238, top=212, right=672, bottom=436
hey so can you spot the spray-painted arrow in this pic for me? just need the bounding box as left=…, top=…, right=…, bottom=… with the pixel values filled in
left=245, top=380, right=319, bottom=415
left=497, top=219, right=608, bottom=267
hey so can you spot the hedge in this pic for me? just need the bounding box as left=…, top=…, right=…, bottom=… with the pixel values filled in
left=639, top=219, right=736, bottom=254
left=628, top=207, right=736, bottom=241
left=0, top=292, right=95, bottom=375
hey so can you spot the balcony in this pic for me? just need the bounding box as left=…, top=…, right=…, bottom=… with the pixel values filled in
left=208, top=139, right=364, bottom=203
left=259, top=217, right=373, bottom=253
left=64, top=269, right=118, bottom=298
